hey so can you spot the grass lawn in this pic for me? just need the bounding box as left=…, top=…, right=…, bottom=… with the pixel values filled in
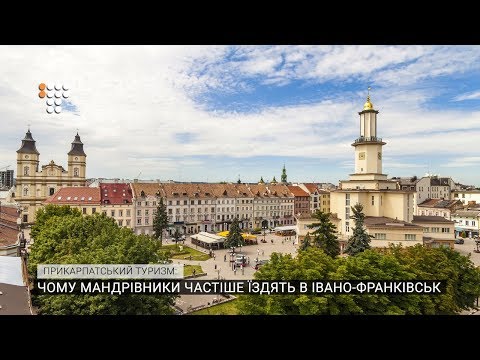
left=190, top=299, right=239, bottom=315
left=183, top=264, right=204, bottom=277
left=161, top=244, right=210, bottom=261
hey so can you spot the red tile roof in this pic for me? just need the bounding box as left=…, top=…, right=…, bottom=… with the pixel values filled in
left=302, top=183, right=319, bottom=193
left=287, top=185, right=310, bottom=197
left=100, top=183, right=133, bottom=204
left=0, top=224, right=19, bottom=246
left=45, top=187, right=101, bottom=205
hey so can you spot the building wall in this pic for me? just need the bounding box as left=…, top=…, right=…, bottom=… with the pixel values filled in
left=330, top=190, right=412, bottom=237
left=367, top=226, right=423, bottom=247
left=0, top=170, right=14, bottom=189
left=417, top=206, right=452, bottom=219
left=102, top=204, right=133, bottom=229
left=451, top=190, right=480, bottom=205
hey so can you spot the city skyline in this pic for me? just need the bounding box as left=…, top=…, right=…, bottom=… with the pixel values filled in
left=1, top=45, right=480, bottom=186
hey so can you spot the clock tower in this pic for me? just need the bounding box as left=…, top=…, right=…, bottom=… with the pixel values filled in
left=351, top=90, right=387, bottom=181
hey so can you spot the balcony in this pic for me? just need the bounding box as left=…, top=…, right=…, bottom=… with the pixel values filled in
left=353, top=136, right=383, bottom=144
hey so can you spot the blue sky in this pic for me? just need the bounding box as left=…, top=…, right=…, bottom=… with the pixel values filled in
left=1, top=45, right=480, bottom=186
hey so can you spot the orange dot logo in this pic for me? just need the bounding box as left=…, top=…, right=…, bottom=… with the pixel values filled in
left=37, top=82, right=70, bottom=114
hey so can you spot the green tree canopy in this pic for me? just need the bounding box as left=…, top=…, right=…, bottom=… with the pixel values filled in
left=237, top=245, right=480, bottom=315
left=299, top=232, right=312, bottom=251
left=224, top=218, right=245, bottom=248
left=28, top=205, right=176, bottom=315
left=153, top=197, right=168, bottom=244
left=172, top=226, right=183, bottom=244
left=30, top=204, right=82, bottom=240
left=344, top=203, right=372, bottom=256
left=308, top=210, right=340, bottom=257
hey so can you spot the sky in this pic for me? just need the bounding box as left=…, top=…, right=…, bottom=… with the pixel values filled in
left=1, top=45, right=480, bottom=186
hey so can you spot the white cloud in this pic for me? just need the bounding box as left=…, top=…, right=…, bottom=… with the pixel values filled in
left=0, top=46, right=480, bottom=184
left=454, top=90, right=480, bottom=101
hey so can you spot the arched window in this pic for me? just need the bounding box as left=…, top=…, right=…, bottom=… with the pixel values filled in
left=23, top=187, right=29, bottom=196
left=74, top=168, right=79, bottom=177
left=24, top=166, right=29, bottom=176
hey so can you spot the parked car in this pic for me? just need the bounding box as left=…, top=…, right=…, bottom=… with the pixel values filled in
left=455, top=237, right=465, bottom=245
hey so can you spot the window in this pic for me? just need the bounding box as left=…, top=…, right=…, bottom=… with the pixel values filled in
left=102, top=210, right=107, bottom=216
left=168, top=209, right=172, bottom=214
left=111, top=210, right=115, bottom=217
left=176, top=201, right=180, bottom=205
left=49, top=188, right=55, bottom=196
left=198, top=200, right=202, bottom=205
left=168, top=201, right=172, bottom=205
left=119, top=210, right=123, bottom=217
left=462, top=194, right=465, bottom=198
left=183, top=208, right=187, bottom=214
left=423, top=228, right=429, bottom=233
left=473, top=221, right=476, bottom=226
left=23, top=214, right=28, bottom=223
left=211, top=207, right=215, bottom=213
left=74, top=167, right=79, bottom=177
left=119, top=220, right=123, bottom=226
left=374, top=233, right=386, bottom=240
left=345, top=194, right=350, bottom=206
left=405, top=234, right=416, bottom=241
left=145, top=209, right=149, bottom=216
left=24, top=166, right=29, bottom=176
left=184, top=200, right=188, bottom=205
left=145, top=201, right=149, bottom=206
left=191, top=200, right=194, bottom=205
left=92, top=208, right=96, bottom=214
left=137, top=201, right=142, bottom=206
left=23, top=188, right=28, bottom=196
left=371, top=196, right=375, bottom=206
left=145, top=218, right=149, bottom=225
left=137, top=210, right=141, bottom=216
left=126, top=210, right=130, bottom=217
left=126, top=219, right=131, bottom=226
left=137, top=218, right=142, bottom=225
left=345, top=221, right=350, bottom=232
left=441, top=228, right=450, bottom=233
left=466, top=221, right=470, bottom=226
left=83, top=208, right=87, bottom=214
left=431, top=227, right=439, bottom=233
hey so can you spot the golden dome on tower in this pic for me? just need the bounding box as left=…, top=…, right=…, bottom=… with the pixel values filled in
left=363, top=95, right=374, bottom=110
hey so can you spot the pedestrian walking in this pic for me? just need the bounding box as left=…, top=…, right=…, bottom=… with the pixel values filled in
left=192, top=269, right=196, bottom=277
left=214, top=264, right=217, bottom=270
left=262, top=250, right=264, bottom=256
left=234, top=267, right=237, bottom=275
left=224, top=254, right=227, bottom=262
left=242, top=266, right=244, bottom=275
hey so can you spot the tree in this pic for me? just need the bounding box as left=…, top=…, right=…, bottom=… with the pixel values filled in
left=299, top=232, right=312, bottom=251
left=28, top=205, right=176, bottom=315
left=31, top=204, right=82, bottom=240
left=237, top=245, right=480, bottom=315
left=308, top=210, right=340, bottom=257
left=172, top=226, right=183, bottom=246
left=224, top=218, right=245, bottom=248
left=153, top=197, right=168, bottom=244
left=344, top=203, right=372, bottom=256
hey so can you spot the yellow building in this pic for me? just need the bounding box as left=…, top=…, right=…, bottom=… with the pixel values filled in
left=412, top=215, right=455, bottom=249
left=330, top=93, right=415, bottom=244
left=15, top=129, right=87, bottom=224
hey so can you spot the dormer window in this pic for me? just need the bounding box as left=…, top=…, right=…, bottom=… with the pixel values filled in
left=141, top=190, right=145, bottom=197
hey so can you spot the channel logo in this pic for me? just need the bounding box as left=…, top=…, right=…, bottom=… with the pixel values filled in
left=38, top=83, right=70, bottom=114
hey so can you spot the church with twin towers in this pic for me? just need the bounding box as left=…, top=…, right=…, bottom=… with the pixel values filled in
left=15, top=129, right=87, bottom=224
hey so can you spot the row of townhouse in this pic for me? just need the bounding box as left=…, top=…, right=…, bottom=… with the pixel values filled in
left=131, top=182, right=296, bottom=236
left=44, top=182, right=334, bottom=237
